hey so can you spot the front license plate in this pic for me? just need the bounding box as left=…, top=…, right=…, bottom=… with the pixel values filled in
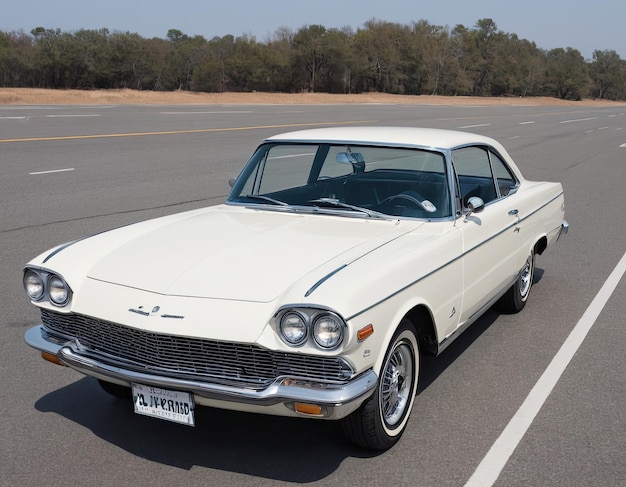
left=131, top=383, right=195, bottom=426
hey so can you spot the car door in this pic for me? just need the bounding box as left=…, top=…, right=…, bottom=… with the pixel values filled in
left=452, top=145, right=524, bottom=324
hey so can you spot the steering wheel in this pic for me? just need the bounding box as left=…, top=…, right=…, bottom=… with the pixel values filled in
left=379, top=192, right=428, bottom=210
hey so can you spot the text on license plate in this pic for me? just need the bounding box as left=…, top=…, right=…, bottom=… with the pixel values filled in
left=131, top=383, right=195, bottom=426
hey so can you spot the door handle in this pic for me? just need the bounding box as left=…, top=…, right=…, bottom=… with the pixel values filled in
left=508, top=209, right=519, bottom=216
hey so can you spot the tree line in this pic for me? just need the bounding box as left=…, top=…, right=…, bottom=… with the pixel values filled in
left=1, top=18, right=624, bottom=100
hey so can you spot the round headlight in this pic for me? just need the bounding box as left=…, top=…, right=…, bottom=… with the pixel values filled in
left=313, top=313, right=344, bottom=349
left=48, top=275, right=70, bottom=306
left=24, top=271, right=45, bottom=301
left=279, top=311, right=308, bottom=345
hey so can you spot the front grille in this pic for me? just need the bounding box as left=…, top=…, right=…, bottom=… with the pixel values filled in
left=41, top=309, right=353, bottom=388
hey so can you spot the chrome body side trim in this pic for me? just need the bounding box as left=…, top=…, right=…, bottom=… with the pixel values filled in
left=305, top=265, right=348, bottom=297
left=347, top=191, right=566, bottom=322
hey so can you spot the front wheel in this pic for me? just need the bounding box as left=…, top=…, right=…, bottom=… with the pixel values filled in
left=498, top=251, right=534, bottom=313
left=342, top=320, right=419, bottom=450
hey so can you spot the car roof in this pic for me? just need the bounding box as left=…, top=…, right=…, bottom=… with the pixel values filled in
left=264, top=126, right=500, bottom=151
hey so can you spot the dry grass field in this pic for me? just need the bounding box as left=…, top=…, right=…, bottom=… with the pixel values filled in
left=2, top=88, right=625, bottom=106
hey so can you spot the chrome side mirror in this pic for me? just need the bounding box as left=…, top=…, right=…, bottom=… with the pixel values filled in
left=466, top=196, right=485, bottom=214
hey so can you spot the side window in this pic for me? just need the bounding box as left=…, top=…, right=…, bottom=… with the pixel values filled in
left=452, top=146, right=498, bottom=204
left=489, top=151, right=518, bottom=196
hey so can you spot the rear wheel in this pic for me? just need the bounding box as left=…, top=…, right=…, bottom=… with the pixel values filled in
left=498, top=251, right=534, bottom=313
left=342, top=320, right=419, bottom=450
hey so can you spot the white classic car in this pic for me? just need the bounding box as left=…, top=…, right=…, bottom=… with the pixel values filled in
left=24, top=127, right=567, bottom=450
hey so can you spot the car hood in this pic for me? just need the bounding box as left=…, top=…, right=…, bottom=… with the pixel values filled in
left=79, top=206, right=421, bottom=302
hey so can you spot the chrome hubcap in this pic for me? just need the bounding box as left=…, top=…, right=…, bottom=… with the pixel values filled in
left=381, top=342, right=414, bottom=426
left=519, top=256, right=532, bottom=298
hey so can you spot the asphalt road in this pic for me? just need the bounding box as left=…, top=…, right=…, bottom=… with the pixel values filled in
left=1, top=101, right=625, bottom=487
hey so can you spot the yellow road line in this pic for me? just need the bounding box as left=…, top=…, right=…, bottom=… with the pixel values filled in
left=0, top=120, right=376, bottom=143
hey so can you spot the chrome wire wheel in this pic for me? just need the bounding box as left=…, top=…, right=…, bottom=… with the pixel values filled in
left=498, top=249, right=535, bottom=313
left=518, top=254, right=534, bottom=301
left=380, top=341, right=414, bottom=427
left=341, top=321, right=419, bottom=450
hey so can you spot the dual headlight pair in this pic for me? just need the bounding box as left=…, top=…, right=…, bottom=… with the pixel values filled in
left=278, top=308, right=345, bottom=350
left=23, top=268, right=71, bottom=306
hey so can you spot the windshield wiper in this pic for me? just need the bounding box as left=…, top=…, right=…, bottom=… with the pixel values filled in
left=243, top=194, right=289, bottom=206
left=307, top=198, right=388, bottom=219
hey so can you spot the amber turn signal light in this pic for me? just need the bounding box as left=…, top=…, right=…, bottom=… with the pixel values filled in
left=357, top=324, right=374, bottom=341
left=41, top=351, right=64, bottom=366
left=294, top=403, right=323, bottom=416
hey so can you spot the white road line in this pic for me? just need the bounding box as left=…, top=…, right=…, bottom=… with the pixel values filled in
left=464, top=250, right=626, bottom=487
left=271, top=152, right=316, bottom=160
left=1, top=105, right=114, bottom=110
left=519, top=121, right=535, bottom=125
left=559, top=117, right=598, bottom=124
left=160, top=111, right=254, bottom=114
left=29, top=168, right=75, bottom=175
left=458, top=123, right=491, bottom=129
left=45, top=114, right=100, bottom=118
left=620, top=143, right=626, bottom=147
left=1, top=114, right=99, bottom=119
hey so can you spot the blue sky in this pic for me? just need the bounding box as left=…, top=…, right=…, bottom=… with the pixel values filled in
left=2, top=0, right=624, bottom=59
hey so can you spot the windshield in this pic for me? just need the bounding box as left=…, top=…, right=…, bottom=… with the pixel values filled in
left=228, top=143, right=452, bottom=219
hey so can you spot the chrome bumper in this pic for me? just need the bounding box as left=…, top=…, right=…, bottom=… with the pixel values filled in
left=25, top=325, right=377, bottom=416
